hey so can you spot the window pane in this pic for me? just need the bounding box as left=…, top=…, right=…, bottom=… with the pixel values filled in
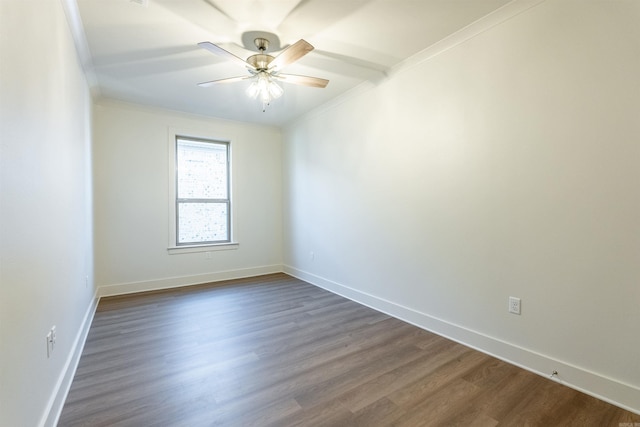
left=177, top=139, right=228, bottom=199
left=177, top=202, right=228, bottom=244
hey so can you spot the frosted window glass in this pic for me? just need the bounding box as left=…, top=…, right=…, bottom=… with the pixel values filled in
left=175, top=137, right=230, bottom=245
left=177, top=202, right=228, bottom=244
left=177, top=140, right=227, bottom=199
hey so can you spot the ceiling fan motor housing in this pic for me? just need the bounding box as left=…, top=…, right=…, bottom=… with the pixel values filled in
left=247, top=54, right=274, bottom=70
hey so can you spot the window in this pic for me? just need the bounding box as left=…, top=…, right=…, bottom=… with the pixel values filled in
left=175, top=136, right=230, bottom=246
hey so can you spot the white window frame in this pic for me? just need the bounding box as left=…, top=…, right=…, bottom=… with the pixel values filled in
left=167, top=128, right=238, bottom=254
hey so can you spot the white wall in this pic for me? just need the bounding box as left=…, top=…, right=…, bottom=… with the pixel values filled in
left=0, top=1, right=95, bottom=426
left=93, top=101, right=283, bottom=295
left=283, top=0, right=640, bottom=413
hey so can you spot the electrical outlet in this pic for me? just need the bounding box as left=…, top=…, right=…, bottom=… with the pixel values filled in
left=46, top=331, right=51, bottom=358
left=509, top=297, right=521, bottom=315
left=46, top=331, right=53, bottom=358
left=46, top=326, right=57, bottom=358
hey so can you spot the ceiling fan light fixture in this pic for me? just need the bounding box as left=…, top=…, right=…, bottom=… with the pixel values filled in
left=267, top=79, right=284, bottom=99
left=245, top=72, right=283, bottom=111
left=245, top=80, right=260, bottom=99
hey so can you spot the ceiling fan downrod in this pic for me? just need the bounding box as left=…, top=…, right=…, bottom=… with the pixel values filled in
left=254, top=37, right=269, bottom=52
left=247, top=38, right=275, bottom=71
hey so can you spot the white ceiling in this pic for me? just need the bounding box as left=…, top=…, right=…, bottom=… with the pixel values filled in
left=72, top=0, right=513, bottom=126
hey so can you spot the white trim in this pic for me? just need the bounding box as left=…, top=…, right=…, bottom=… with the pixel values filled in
left=388, top=0, right=546, bottom=79
left=167, top=242, right=239, bottom=255
left=283, top=265, right=640, bottom=416
left=38, top=291, right=100, bottom=427
left=60, top=0, right=100, bottom=98
left=98, top=265, right=283, bottom=298
left=167, top=127, right=237, bottom=249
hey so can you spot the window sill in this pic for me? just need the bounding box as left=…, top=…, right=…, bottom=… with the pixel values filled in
left=167, top=242, right=239, bottom=255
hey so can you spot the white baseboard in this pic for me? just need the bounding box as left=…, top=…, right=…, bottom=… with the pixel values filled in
left=98, top=265, right=284, bottom=298
left=284, top=265, right=640, bottom=416
left=39, top=291, right=99, bottom=427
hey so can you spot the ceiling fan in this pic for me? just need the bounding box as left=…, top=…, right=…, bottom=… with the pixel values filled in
left=197, top=37, right=329, bottom=111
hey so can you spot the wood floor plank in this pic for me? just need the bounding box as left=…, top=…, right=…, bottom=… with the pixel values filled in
left=337, top=339, right=467, bottom=413
left=441, top=368, right=535, bottom=425
left=59, top=273, right=640, bottom=426
left=351, top=397, right=408, bottom=427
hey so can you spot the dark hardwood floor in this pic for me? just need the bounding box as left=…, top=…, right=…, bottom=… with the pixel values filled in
left=59, top=273, right=639, bottom=426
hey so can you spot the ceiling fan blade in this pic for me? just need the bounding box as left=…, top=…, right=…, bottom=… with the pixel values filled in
left=197, top=76, right=249, bottom=87
left=198, top=41, right=255, bottom=70
left=268, top=39, right=314, bottom=71
left=276, top=73, right=329, bottom=88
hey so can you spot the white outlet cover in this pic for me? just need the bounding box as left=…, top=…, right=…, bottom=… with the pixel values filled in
left=46, top=331, right=52, bottom=358
left=509, top=297, right=521, bottom=315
